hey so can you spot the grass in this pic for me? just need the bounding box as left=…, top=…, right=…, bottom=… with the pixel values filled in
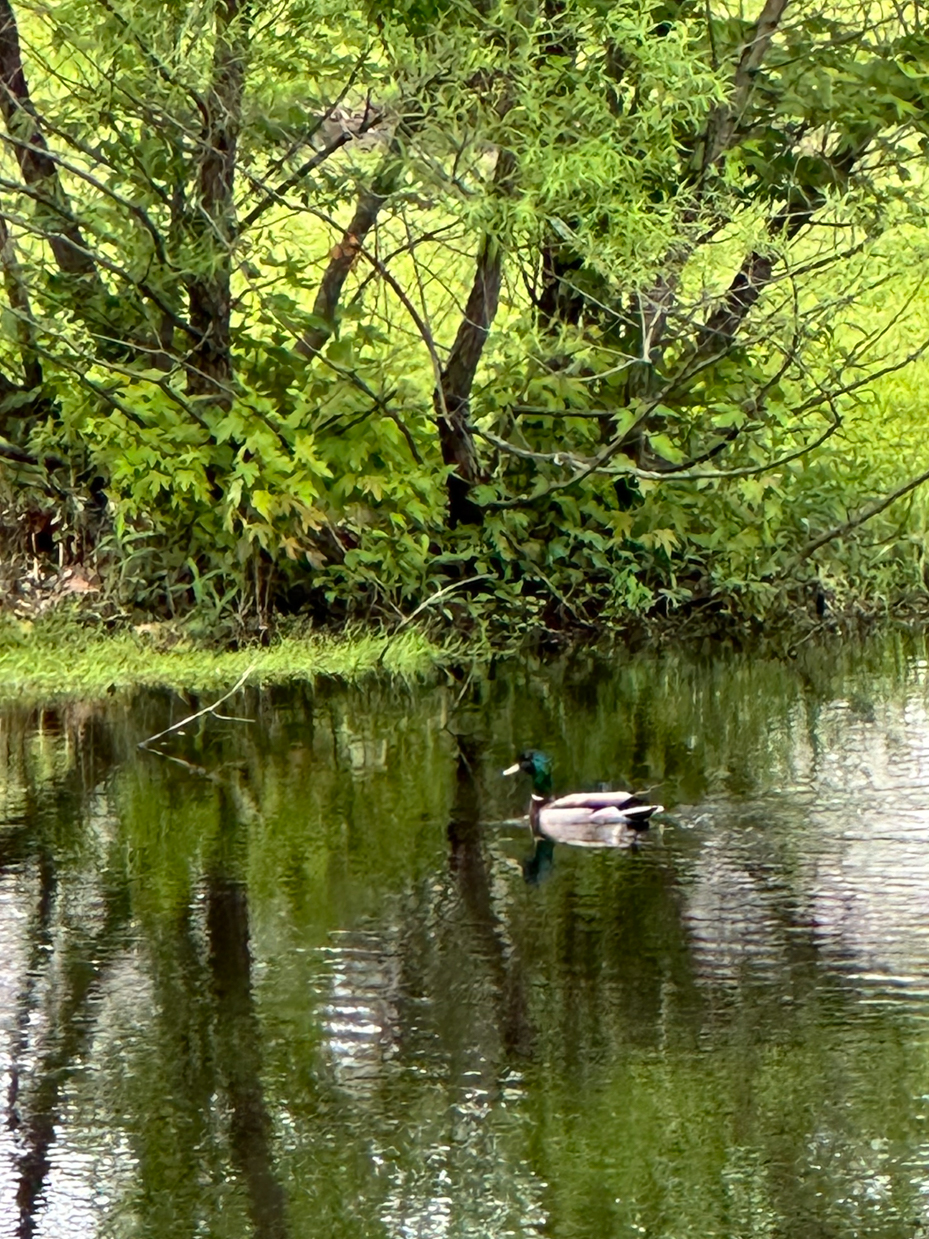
left=0, top=613, right=449, bottom=701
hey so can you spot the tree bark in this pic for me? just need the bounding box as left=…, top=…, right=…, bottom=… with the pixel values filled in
left=628, top=0, right=791, bottom=362
left=696, top=250, right=774, bottom=355
left=434, top=236, right=500, bottom=526
left=697, top=0, right=790, bottom=178
left=434, top=150, right=515, bottom=527
left=0, top=213, right=40, bottom=390
left=695, top=141, right=862, bottom=357
left=0, top=216, right=42, bottom=432
left=296, top=146, right=403, bottom=359
left=187, top=0, right=250, bottom=404
left=0, top=0, right=102, bottom=282
left=537, top=242, right=584, bottom=330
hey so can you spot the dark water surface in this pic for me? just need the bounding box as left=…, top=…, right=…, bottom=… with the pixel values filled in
left=4, top=639, right=929, bottom=1237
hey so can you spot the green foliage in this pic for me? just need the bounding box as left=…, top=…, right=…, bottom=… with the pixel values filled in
left=1, top=1, right=929, bottom=637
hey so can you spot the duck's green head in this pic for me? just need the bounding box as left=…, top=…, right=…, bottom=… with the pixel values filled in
left=502, top=749, right=553, bottom=796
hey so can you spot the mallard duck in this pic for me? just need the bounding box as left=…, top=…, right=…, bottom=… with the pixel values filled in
left=502, top=749, right=663, bottom=848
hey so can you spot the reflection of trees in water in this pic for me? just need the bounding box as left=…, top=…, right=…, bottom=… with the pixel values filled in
left=6, top=657, right=929, bottom=1236
left=445, top=736, right=532, bottom=1058
left=314, top=927, right=548, bottom=1238
left=318, top=928, right=402, bottom=1099
left=0, top=705, right=128, bottom=1239
left=5, top=863, right=132, bottom=1239
left=684, top=832, right=800, bottom=992
left=207, top=865, right=288, bottom=1239
left=678, top=691, right=929, bottom=1006
left=800, top=695, right=929, bottom=1000
left=0, top=704, right=289, bottom=1239
left=311, top=735, right=548, bottom=1237
left=666, top=691, right=929, bottom=1239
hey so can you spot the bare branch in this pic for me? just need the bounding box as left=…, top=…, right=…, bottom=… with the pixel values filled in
left=433, top=148, right=516, bottom=524
left=0, top=128, right=170, bottom=263
left=476, top=413, right=841, bottom=485
left=238, top=100, right=383, bottom=235
left=700, top=0, right=791, bottom=175
left=354, top=239, right=447, bottom=391
left=0, top=212, right=39, bottom=388
left=630, top=0, right=791, bottom=359
left=796, top=466, right=929, bottom=563
left=0, top=188, right=197, bottom=342
left=138, top=663, right=257, bottom=751
left=186, top=0, right=251, bottom=403
left=259, top=48, right=369, bottom=183
left=295, top=138, right=404, bottom=358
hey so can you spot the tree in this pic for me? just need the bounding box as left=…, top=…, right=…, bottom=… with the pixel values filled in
left=1, top=0, right=929, bottom=631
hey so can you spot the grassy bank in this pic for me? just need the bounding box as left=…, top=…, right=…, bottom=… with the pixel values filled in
left=0, top=615, right=447, bottom=701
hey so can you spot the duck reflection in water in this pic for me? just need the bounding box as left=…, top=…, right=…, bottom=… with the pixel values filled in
left=504, top=750, right=663, bottom=881
left=521, top=836, right=556, bottom=884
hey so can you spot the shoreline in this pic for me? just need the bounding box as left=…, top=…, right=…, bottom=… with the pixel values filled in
left=3, top=601, right=929, bottom=702
left=0, top=618, right=446, bottom=701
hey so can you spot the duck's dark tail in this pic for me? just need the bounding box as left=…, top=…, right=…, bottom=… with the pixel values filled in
left=624, top=802, right=663, bottom=832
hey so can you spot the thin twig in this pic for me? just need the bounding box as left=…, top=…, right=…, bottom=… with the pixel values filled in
left=145, top=749, right=219, bottom=780
left=475, top=417, right=842, bottom=483
left=137, top=663, right=257, bottom=750
left=376, top=576, right=492, bottom=665
left=238, top=100, right=383, bottom=234
left=398, top=575, right=492, bottom=630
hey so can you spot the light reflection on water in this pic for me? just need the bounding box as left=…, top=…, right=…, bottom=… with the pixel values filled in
left=318, top=931, right=403, bottom=1096
left=678, top=688, right=929, bottom=1013
left=5, top=645, right=929, bottom=1235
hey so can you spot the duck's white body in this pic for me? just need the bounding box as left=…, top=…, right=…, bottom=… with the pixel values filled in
left=531, top=790, right=663, bottom=847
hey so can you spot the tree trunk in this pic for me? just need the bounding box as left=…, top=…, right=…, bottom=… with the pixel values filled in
left=0, top=0, right=101, bottom=282
left=296, top=147, right=402, bottom=359
left=434, top=236, right=500, bottom=526
left=537, top=242, right=585, bottom=330
left=187, top=0, right=250, bottom=405
left=697, top=0, right=791, bottom=179
left=434, top=150, right=515, bottom=527
left=696, top=251, right=774, bottom=355
left=0, top=213, right=41, bottom=390
left=625, top=0, right=792, bottom=365
left=694, top=141, right=862, bottom=358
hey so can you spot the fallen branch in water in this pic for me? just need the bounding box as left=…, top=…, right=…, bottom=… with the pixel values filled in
left=137, top=663, right=257, bottom=751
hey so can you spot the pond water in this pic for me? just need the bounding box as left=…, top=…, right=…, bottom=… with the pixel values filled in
left=4, top=638, right=929, bottom=1238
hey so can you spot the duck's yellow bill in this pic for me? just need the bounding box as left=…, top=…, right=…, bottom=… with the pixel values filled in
left=502, top=763, right=521, bottom=776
